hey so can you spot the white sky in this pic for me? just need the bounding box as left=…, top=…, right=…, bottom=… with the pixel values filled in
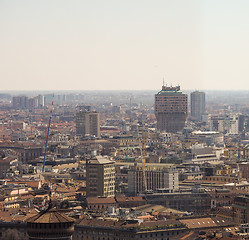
left=0, top=0, right=249, bottom=91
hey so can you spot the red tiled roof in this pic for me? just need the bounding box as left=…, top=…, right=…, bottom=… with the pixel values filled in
left=87, top=197, right=116, bottom=204
left=116, top=196, right=145, bottom=202
left=27, top=208, right=75, bottom=224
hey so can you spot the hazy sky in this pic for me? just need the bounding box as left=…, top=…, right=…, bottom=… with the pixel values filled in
left=1, top=0, right=249, bottom=91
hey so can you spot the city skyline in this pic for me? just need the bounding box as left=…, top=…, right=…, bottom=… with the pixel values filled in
left=1, top=0, right=249, bottom=91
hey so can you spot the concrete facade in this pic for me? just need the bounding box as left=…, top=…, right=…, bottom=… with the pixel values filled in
left=155, top=85, right=187, bottom=133
left=76, top=107, right=100, bottom=138
left=190, top=91, right=205, bottom=121
left=128, top=163, right=179, bottom=195
left=86, top=156, right=115, bottom=197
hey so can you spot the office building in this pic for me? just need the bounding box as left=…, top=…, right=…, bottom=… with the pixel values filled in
left=76, top=106, right=100, bottom=138
left=128, top=163, right=179, bottom=195
left=190, top=91, right=205, bottom=120
left=86, top=156, right=115, bottom=197
left=155, top=85, right=187, bottom=133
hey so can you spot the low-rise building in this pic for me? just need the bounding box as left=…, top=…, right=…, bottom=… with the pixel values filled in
left=233, top=195, right=249, bottom=224
left=74, top=218, right=186, bottom=240
left=86, top=196, right=117, bottom=211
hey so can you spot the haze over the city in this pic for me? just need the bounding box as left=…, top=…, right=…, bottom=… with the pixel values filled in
left=1, top=0, right=249, bottom=91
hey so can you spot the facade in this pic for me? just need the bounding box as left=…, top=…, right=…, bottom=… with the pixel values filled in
left=233, top=195, right=249, bottom=224
left=0, top=222, right=28, bottom=240
left=0, top=157, right=11, bottom=179
left=37, top=95, right=45, bottom=108
left=209, top=115, right=239, bottom=134
left=73, top=218, right=186, bottom=240
left=86, top=196, right=117, bottom=211
left=155, top=85, right=187, bottom=133
left=190, top=91, right=205, bottom=121
left=12, top=96, right=28, bottom=109
left=240, top=162, right=249, bottom=179
left=12, top=95, right=45, bottom=109
left=128, top=163, right=179, bottom=195
left=146, top=192, right=211, bottom=213
left=0, top=145, right=43, bottom=163
left=76, top=106, right=100, bottom=138
left=86, top=156, right=115, bottom=197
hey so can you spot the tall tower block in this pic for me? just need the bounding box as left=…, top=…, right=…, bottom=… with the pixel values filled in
left=155, top=85, right=188, bottom=133
left=190, top=91, right=205, bottom=121
left=76, top=106, right=100, bottom=138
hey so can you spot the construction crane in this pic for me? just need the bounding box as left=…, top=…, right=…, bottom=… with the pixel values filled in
left=42, top=97, right=54, bottom=172
left=141, top=127, right=147, bottom=193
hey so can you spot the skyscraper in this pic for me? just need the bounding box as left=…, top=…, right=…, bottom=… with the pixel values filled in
left=190, top=91, right=205, bottom=121
left=76, top=106, right=100, bottom=138
left=155, top=85, right=187, bottom=133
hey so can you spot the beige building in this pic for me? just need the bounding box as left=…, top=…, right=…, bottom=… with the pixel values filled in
left=86, top=156, right=115, bottom=197
left=128, top=163, right=179, bottom=195
left=155, top=85, right=187, bottom=133
left=76, top=106, right=100, bottom=138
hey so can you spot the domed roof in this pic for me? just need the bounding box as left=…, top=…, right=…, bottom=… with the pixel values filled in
left=27, top=208, right=75, bottom=224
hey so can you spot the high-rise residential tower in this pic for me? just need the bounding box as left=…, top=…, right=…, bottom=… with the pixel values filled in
left=86, top=156, right=115, bottom=197
left=155, top=85, right=187, bottom=133
left=76, top=106, right=100, bottom=138
left=190, top=91, right=205, bottom=121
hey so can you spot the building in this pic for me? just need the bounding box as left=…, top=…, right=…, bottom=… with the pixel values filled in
left=128, top=163, right=179, bottom=195
left=86, top=196, right=117, bottom=211
left=209, top=115, right=239, bottom=134
left=190, top=91, right=205, bottom=121
left=0, top=145, right=43, bottom=163
left=145, top=191, right=211, bottom=213
left=0, top=156, right=11, bottom=179
left=155, top=85, right=187, bottom=133
left=12, top=95, right=45, bottom=109
left=37, top=95, right=45, bottom=108
left=74, top=218, right=186, bottom=240
left=12, top=96, right=28, bottom=109
left=240, top=162, right=249, bottom=179
left=27, top=207, right=75, bottom=240
left=86, top=156, right=115, bottom=197
left=76, top=106, right=100, bottom=138
left=233, top=195, right=249, bottom=224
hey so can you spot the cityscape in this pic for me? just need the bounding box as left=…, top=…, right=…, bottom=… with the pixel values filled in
left=1, top=0, right=249, bottom=240
left=0, top=88, right=248, bottom=239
